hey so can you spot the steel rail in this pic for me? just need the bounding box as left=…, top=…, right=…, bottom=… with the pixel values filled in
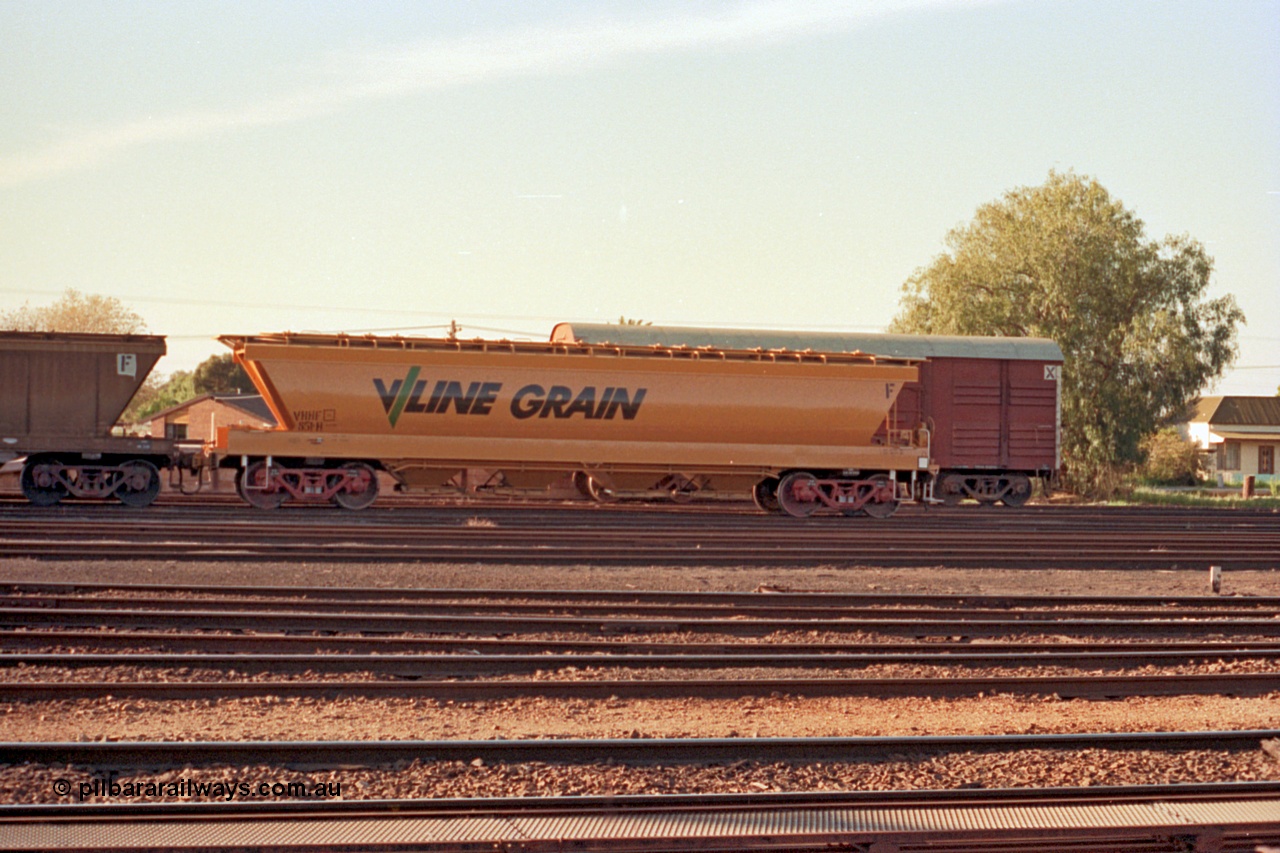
left=8, top=515, right=1280, bottom=540
left=7, top=647, right=1280, bottom=676
left=4, top=505, right=1280, bottom=566
left=6, top=671, right=1280, bottom=700
left=6, top=515, right=1280, bottom=546
left=6, top=538, right=1279, bottom=568
left=5, top=627, right=1279, bottom=658
left=5, top=500, right=1280, bottom=527
left=6, top=780, right=1280, bottom=818
left=5, top=605, right=1280, bottom=637
left=6, top=501, right=1280, bottom=531
left=6, top=578, right=1280, bottom=609
left=6, top=591, right=1278, bottom=621
left=6, top=730, right=1277, bottom=768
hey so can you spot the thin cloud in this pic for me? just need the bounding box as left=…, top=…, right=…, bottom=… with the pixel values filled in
left=0, top=0, right=973, bottom=186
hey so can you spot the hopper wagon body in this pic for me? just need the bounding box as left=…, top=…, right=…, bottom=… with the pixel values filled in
left=213, top=332, right=931, bottom=516
left=552, top=324, right=1064, bottom=508
left=0, top=331, right=178, bottom=507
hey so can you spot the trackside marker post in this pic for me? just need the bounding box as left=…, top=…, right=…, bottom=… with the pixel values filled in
left=1210, top=565, right=1222, bottom=594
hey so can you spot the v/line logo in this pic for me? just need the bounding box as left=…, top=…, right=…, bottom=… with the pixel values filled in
left=374, top=369, right=646, bottom=427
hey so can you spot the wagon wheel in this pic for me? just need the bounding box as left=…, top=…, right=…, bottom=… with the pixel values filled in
left=861, top=478, right=899, bottom=519
left=1000, top=473, right=1033, bottom=508
left=236, top=461, right=287, bottom=510
left=751, top=477, right=781, bottom=513
left=331, top=462, right=379, bottom=510
left=938, top=473, right=967, bottom=507
left=116, top=460, right=162, bottom=508
left=20, top=456, right=68, bottom=507
left=776, top=472, right=820, bottom=518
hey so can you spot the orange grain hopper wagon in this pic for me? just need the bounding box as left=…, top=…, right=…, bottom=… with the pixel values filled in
left=211, top=332, right=932, bottom=516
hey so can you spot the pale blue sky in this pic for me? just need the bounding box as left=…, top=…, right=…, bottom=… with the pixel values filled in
left=2, top=1, right=1277, bottom=393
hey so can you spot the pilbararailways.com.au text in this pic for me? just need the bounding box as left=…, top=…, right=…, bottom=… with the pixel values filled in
left=53, top=776, right=341, bottom=801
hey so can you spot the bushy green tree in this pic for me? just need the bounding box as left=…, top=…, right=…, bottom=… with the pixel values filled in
left=891, top=171, right=1243, bottom=496
left=192, top=353, right=254, bottom=395
left=1, top=289, right=147, bottom=334
left=122, top=370, right=195, bottom=423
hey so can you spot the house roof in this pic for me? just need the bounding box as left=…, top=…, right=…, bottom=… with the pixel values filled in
left=1191, top=396, right=1280, bottom=427
left=140, top=393, right=276, bottom=426
left=215, top=394, right=276, bottom=423
left=1209, top=430, right=1280, bottom=441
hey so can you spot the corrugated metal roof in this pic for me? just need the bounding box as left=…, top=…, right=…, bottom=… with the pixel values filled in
left=1206, top=430, right=1280, bottom=441
left=215, top=394, right=276, bottom=424
left=1190, top=396, right=1280, bottom=427
left=552, top=324, right=1063, bottom=362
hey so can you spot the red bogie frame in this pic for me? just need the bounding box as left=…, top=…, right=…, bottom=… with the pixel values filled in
left=774, top=471, right=900, bottom=519
left=19, top=454, right=165, bottom=508
left=235, top=459, right=379, bottom=510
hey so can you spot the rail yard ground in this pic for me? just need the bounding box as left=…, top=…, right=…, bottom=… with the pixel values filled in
left=1, top=502, right=1278, bottom=850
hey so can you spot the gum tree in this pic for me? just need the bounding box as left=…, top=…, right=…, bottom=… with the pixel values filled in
left=891, top=171, right=1243, bottom=495
left=0, top=288, right=147, bottom=334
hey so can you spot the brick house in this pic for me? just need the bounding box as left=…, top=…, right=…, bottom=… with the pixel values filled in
left=1182, top=396, right=1280, bottom=486
left=139, top=394, right=276, bottom=443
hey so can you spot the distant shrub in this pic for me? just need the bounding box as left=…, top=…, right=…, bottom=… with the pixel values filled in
left=1139, top=428, right=1202, bottom=485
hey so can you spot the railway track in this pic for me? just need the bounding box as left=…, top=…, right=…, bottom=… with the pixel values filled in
left=4, top=582, right=1278, bottom=701
left=8, top=646, right=1280, bottom=674
left=6, top=582, right=1277, bottom=635
left=8, top=607, right=1279, bottom=637
left=9, top=577, right=1280, bottom=610
left=3, top=581, right=1279, bottom=637
left=6, top=730, right=1278, bottom=767
left=4, top=576, right=1278, bottom=850
left=9, top=589, right=1280, bottom=620
left=6, top=627, right=1280, bottom=657
left=1, top=502, right=1279, bottom=567
left=8, top=673, right=1280, bottom=701
left=6, top=736, right=1279, bottom=851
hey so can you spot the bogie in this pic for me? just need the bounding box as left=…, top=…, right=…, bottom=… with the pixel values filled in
left=936, top=472, right=1037, bottom=508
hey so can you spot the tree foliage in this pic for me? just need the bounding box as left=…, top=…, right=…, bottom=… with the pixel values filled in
left=192, top=353, right=254, bottom=395
left=121, top=370, right=195, bottom=424
left=0, top=289, right=147, bottom=334
left=890, top=171, right=1243, bottom=495
left=1139, top=427, right=1202, bottom=486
